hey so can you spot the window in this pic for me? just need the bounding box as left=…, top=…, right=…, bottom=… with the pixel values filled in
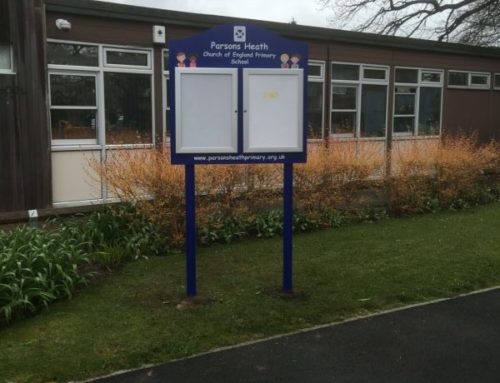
left=331, top=62, right=388, bottom=138
left=470, top=73, right=490, bottom=87
left=448, top=70, right=490, bottom=89
left=48, top=41, right=154, bottom=146
left=47, top=43, right=98, bottom=67
left=394, top=67, right=443, bottom=136
left=308, top=62, right=324, bottom=78
left=49, top=73, right=98, bottom=144
left=362, top=66, right=388, bottom=81
left=307, top=60, right=325, bottom=139
left=448, top=71, right=468, bottom=87
left=0, top=44, right=14, bottom=74
left=104, top=48, right=151, bottom=69
left=104, top=73, right=152, bottom=144
left=495, top=73, right=500, bottom=90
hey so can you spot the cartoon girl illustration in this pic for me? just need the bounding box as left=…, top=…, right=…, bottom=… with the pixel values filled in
left=290, top=53, right=301, bottom=68
left=188, top=53, right=198, bottom=68
left=176, top=52, right=186, bottom=67
left=280, top=53, right=290, bottom=69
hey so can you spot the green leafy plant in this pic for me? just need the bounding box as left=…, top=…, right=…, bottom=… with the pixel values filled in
left=0, top=226, right=90, bottom=323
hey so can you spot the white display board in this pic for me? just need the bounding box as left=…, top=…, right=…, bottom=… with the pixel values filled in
left=175, top=68, right=238, bottom=153
left=243, top=69, right=304, bottom=153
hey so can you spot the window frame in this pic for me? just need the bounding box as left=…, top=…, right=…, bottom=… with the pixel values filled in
left=330, top=61, right=389, bottom=139
left=104, top=47, right=152, bottom=70
left=162, top=48, right=170, bottom=142
left=47, top=39, right=155, bottom=149
left=0, top=44, right=15, bottom=75
left=393, top=66, right=443, bottom=138
left=307, top=60, right=325, bottom=140
left=308, top=61, right=325, bottom=80
left=469, top=72, right=490, bottom=89
left=494, top=73, right=500, bottom=90
left=448, top=70, right=491, bottom=90
left=48, top=70, right=100, bottom=146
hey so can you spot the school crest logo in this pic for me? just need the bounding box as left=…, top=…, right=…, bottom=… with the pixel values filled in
left=234, top=26, right=246, bottom=42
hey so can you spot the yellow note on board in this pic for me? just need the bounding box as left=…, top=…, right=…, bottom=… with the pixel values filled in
left=263, top=90, right=279, bottom=99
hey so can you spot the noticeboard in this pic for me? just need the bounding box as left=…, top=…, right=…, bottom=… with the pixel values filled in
left=168, top=24, right=308, bottom=165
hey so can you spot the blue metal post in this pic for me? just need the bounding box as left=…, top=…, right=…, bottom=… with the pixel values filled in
left=185, top=164, right=197, bottom=296
left=283, top=163, right=294, bottom=293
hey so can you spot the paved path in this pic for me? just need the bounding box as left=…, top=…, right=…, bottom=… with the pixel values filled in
left=92, top=288, right=500, bottom=383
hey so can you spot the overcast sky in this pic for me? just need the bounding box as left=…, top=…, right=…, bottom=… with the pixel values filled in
left=93, top=0, right=332, bottom=28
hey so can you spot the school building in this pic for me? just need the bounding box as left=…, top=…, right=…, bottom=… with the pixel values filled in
left=1, top=0, right=500, bottom=216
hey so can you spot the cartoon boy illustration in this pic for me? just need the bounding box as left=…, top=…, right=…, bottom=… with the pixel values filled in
left=290, top=53, right=301, bottom=68
left=280, top=53, right=290, bottom=69
left=188, top=53, right=198, bottom=68
left=176, top=52, right=186, bottom=67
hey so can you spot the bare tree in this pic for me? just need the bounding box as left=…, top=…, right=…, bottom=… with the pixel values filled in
left=318, top=0, right=500, bottom=46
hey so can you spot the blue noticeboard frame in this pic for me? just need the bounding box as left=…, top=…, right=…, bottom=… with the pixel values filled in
left=168, top=24, right=308, bottom=165
left=168, top=24, right=307, bottom=296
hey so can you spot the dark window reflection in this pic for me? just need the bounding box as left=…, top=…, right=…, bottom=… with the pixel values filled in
left=395, top=68, right=418, bottom=83
left=360, top=85, right=386, bottom=137
left=332, top=64, right=359, bottom=81
left=394, top=117, right=414, bottom=134
left=105, top=73, right=152, bottom=144
left=448, top=72, right=468, bottom=86
left=50, top=75, right=96, bottom=106
left=418, top=88, right=441, bottom=136
left=106, top=51, right=148, bottom=67
left=332, top=112, right=356, bottom=135
left=47, top=43, right=98, bottom=66
left=308, top=64, right=322, bottom=77
left=332, top=86, right=356, bottom=109
left=51, top=110, right=97, bottom=140
left=307, top=82, right=323, bottom=139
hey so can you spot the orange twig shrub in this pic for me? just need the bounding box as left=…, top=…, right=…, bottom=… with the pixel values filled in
left=389, top=136, right=500, bottom=214
left=92, top=137, right=499, bottom=244
left=294, top=140, right=384, bottom=213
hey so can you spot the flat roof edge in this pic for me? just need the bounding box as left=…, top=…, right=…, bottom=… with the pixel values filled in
left=45, top=0, right=500, bottom=59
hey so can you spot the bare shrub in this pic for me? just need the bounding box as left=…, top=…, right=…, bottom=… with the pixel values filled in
left=389, top=136, right=500, bottom=214
left=92, top=137, right=499, bottom=245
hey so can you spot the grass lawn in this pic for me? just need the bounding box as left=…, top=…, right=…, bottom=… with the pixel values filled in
left=1, top=203, right=500, bottom=382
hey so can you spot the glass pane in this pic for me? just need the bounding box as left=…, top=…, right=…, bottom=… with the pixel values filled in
left=418, top=87, right=441, bottom=136
left=332, top=112, right=356, bottom=135
left=471, top=74, right=488, bottom=85
left=308, top=63, right=322, bottom=77
left=163, top=50, right=169, bottom=71
left=448, top=71, right=468, bottom=86
left=394, top=116, right=414, bottom=134
left=332, top=86, right=356, bottom=110
left=363, top=68, right=386, bottom=80
left=332, top=64, right=359, bottom=81
left=395, top=68, right=418, bottom=83
left=106, top=50, right=148, bottom=67
left=50, top=75, right=96, bottom=106
left=395, top=94, right=415, bottom=115
left=395, top=86, right=417, bottom=94
left=307, top=82, right=323, bottom=139
left=360, top=84, right=386, bottom=138
left=495, top=74, right=500, bottom=88
left=47, top=43, right=98, bottom=66
left=51, top=109, right=97, bottom=140
left=165, top=77, right=170, bottom=108
left=0, top=45, right=11, bottom=70
left=165, top=109, right=171, bottom=139
left=421, top=71, right=441, bottom=83
left=105, top=73, right=152, bottom=144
